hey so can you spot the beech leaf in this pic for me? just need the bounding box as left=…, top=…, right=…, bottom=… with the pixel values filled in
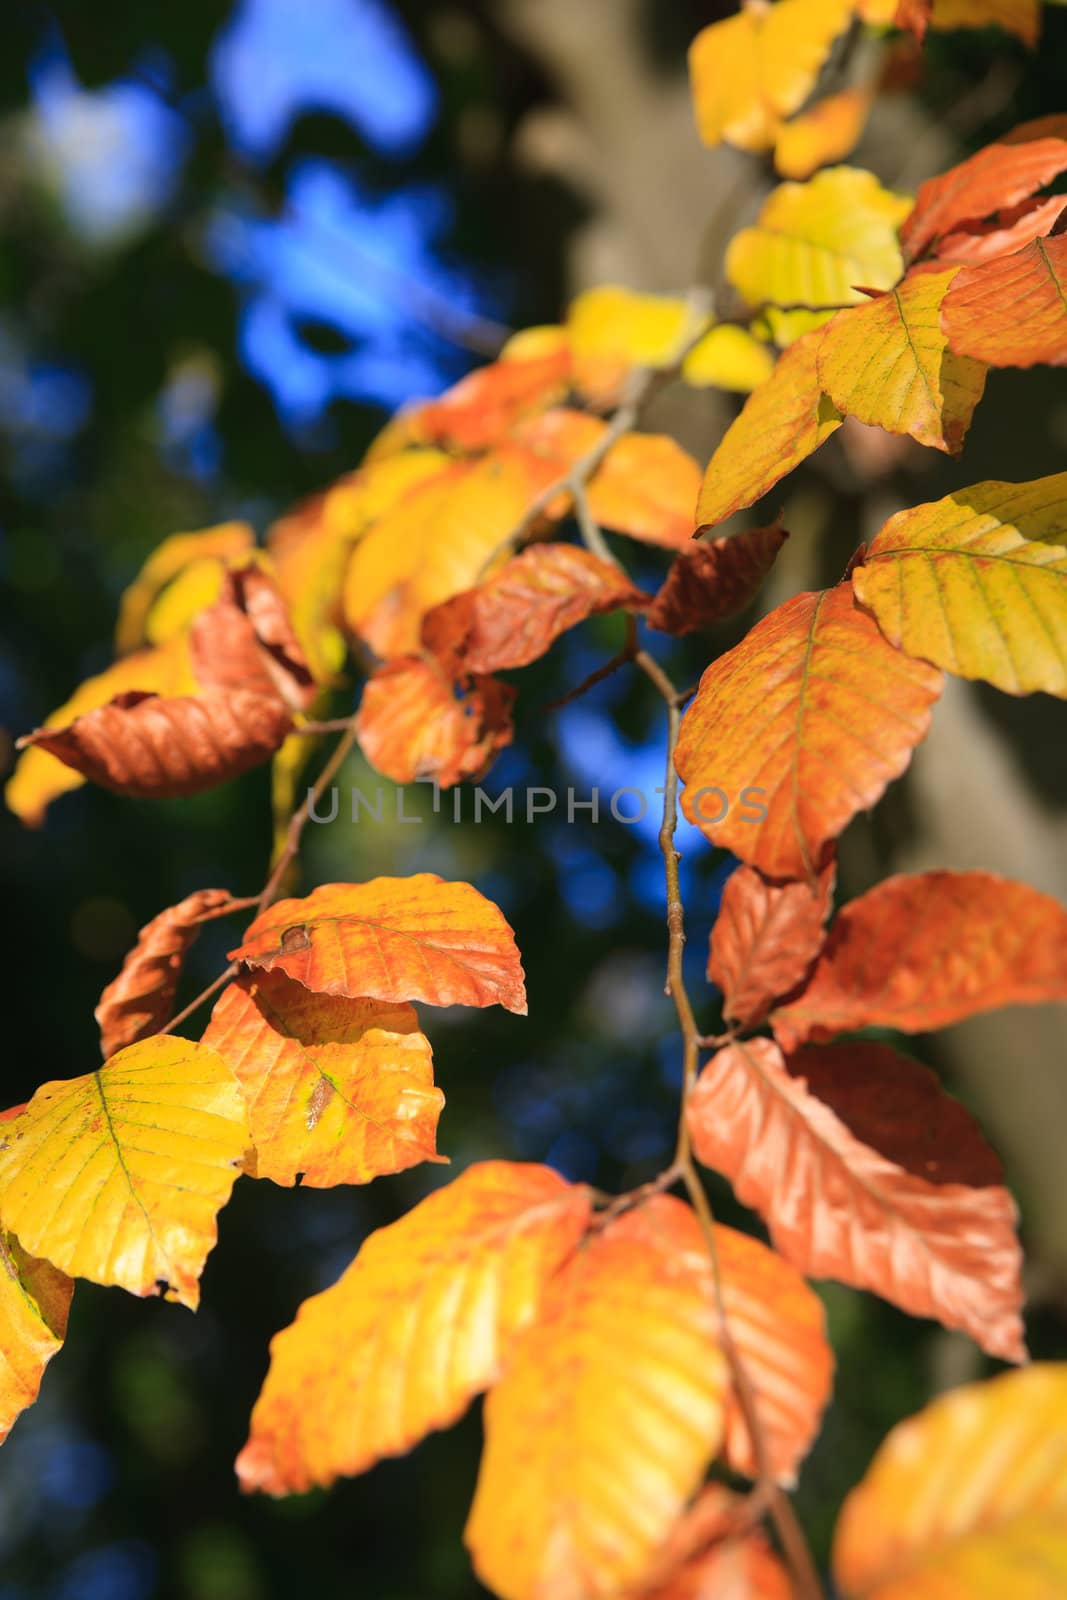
left=709, top=861, right=835, bottom=1027
left=646, top=522, right=788, bottom=635
left=0, top=1229, right=73, bottom=1446
left=229, top=875, right=528, bottom=1013
left=355, top=657, right=515, bottom=788
left=940, top=235, right=1067, bottom=369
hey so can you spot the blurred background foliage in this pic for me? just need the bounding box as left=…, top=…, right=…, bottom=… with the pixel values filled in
left=1, top=2, right=1066, bottom=1596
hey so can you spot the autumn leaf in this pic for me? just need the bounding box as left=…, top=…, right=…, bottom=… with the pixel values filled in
left=688, top=0, right=854, bottom=153
left=422, top=543, right=648, bottom=675
left=0, top=1228, right=73, bottom=1446
left=635, top=1487, right=792, bottom=1600
left=851, top=471, right=1067, bottom=696
left=400, top=345, right=572, bottom=452
left=114, top=522, right=255, bottom=655
left=940, top=235, right=1067, bottom=368
left=342, top=451, right=543, bottom=657
left=230, top=875, right=528, bottom=1013
left=901, top=114, right=1067, bottom=262
left=189, top=565, right=316, bottom=711
left=934, top=193, right=1067, bottom=264
left=355, top=657, right=515, bottom=788
left=774, top=88, right=873, bottom=180
left=681, top=325, right=776, bottom=393
left=688, top=1038, right=1025, bottom=1360
left=815, top=267, right=987, bottom=452
left=0, top=1038, right=248, bottom=1309
left=834, top=1365, right=1067, bottom=1599
left=18, top=687, right=294, bottom=800
left=6, top=635, right=195, bottom=826
left=236, top=1161, right=591, bottom=1492
left=675, top=583, right=943, bottom=878
left=709, top=861, right=835, bottom=1027
left=927, top=0, right=1041, bottom=46
left=646, top=523, right=788, bottom=635
left=773, top=870, right=1067, bottom=1049
left=565, top=286, right=695, bottom=407
left=725, top=167, right=910, bottom=344
left=586, top=432, right=704, bottom=550
left=465, top=1196, right=729, bottom=1600
left=201, top=970, right=443, bottom=1188
left=96, top=888, right=235, bottom=1059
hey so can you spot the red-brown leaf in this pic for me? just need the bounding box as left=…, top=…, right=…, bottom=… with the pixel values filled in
left=709, top=862, right=835, bottom=1027
left=934, top=193, right=1067, bottom=264
left=355, top=656, right=515, bottom=787
left=405, top=347, right=572, bottom=452
left=96, top=888, right=234, bottom=1058
left=901, top=114, right=1067, bottom=261
left=940, top=234, right=1067, bottom=368
left=18, top=688, right=293, bottom=799
left=688, top=1038, right=1025, bottom=1360
left=635, top=1487, right=792, bottom=1600
left=645, top=523, right=789, bottom=636
left=421, top=543, right=648, bottom=675
left=190, top=565, right=316, bottom=710
left=773, top=870, right=1067, bottom=1049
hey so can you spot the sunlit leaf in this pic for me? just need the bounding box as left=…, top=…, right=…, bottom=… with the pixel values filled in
left=355, top=656, right=515, bottom=787
left=465, top=1196, right=728, bottom=1600
left=675, top=583, right=942, bottom=878
left=96, top=888, right=235, bottom=1059
left=230, top=875, right=527, bottom=1013
left=681, top=325, right=776, bottom=392
left=689, top=1038, right=1025, bottom=1359
left=941, top=235, right=1067, bottom=368
left=0, top=1226, right=72, bottom=1446
left=236, top=1162, right=592, bottom=1492
left=688, top=0, right=853, bottom=153
left=934, top=194, right=1067, bottom=265
left=695, top=330, right=841, bottom=530
left=565, top=286, right=696, bottom=407
left=202, top=970, right=442, bottom=1188
left=114, top=522, right=254, bottom=655
left=852, top=471, right=1067, bottom=695
left=709, top=861, right=835, bottom=1027
left=834, top=1365, right=1067, bottom=1598
left=399, top=346, right=573, bottom=452
left=635, top=1486, right=792, bottom=1600
left=646, top=522, right=788, bottom=634
left=726, top=167, right=910, bottom=343
left=774, top=88, right=873, bottom=180
left=773, top=870, right=1067, bottom=1048
left=190, top=565, right=316, bottom=711
left=816, top=267, right=987, bottom=451
left=585, top=432, right=704, bottom=549
left=0, top=1038, right=248, bottom=1309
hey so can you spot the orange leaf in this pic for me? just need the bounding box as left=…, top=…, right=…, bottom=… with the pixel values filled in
left=201, top=971, right=442, bottom=1188
left=18, top=687, right=293, bottom=800
left=709, top=861, right=835, bottom=1027
left=236, top=1161, right=591, bottom=1492
left=355, top=656, right=515, bottom=788
left=96, top=888, right=235, bottom=1058
left=833, top=1365, right=1067, bottom=1599
left=688, top=0, right=853, bottom=153
left=587, top=433, right=703, bottom=550
left=401, top=346, right=572, bottom=453
left=688, top=1038, right=1025, bottom=1360
left=773, top=870, right=1067, bottom=1048
left=901, top=115, right=1067, bottom=262
left=0, top=1037, right=248, bottom=1310
left=934, top=193, right=1067, bottom=264
left=423, top=543, right=648, bottom=674
left=940, top=235, right=1067, bottom=368
left=695, top=330, right=842, bottom=531
left=190, top=565, right=316, bottom=711
left=0, top=1229, right=72, bottom=1446
left=815, top=268, right=987, bottom=452
left=646, top=523, right=788, bottom=635
left=465, top=1195, right=729, bottom=1600
left=675, top=584, right=942, bottom=879
left=774, top=88, right=873, bottom=180
left=229, top=875, right=527, bottom=1013
left=636, top=1487, right=792, bottom=1600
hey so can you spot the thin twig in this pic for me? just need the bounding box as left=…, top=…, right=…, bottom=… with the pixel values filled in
left=162, top=964, right=239, bottom=1037
left=643, top=653, right=825, bottom=1600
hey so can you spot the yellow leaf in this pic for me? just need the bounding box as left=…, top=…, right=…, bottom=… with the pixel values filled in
left=929, top=0, right=1041, bottom=44
left=852, top=472, right=1067, bottom=696
left=833, top=1365, right=1067, bottom=1599
left=688, top=0, right=854, bottom=153
left=816, top=267, right=987, bottom=452
left=0, top=1037, right=248, bottom=1309
left=5, top=635, right=195, bottom=826
left=681, top=324, right=776, bottom=391
left=0, top=1228, right=72, bottom=1445
left=695, top=328, right=842, bottom=531
left=342, top=451, right=542, bottom=656
left=465, top=1196, right=728, bottom=1600
left=566, top=285, right=697, bottom=406
left=774, top=88, right=873, bottom=180
left=114, top=522, right=254, bottom=655
left=236, top=1161, right=592, bottom=1492
left=202, top=971, right=443, bottom=1188
left=726, top=167, right=911, bottom=344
